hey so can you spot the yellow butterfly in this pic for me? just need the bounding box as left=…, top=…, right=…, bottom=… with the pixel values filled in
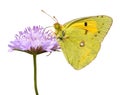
left=54, top=15, right=113, bottom=70
left=42, top=11, right=113, bottom=70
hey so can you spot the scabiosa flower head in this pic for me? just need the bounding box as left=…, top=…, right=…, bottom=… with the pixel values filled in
left=8, top=25, right=60, bottom=54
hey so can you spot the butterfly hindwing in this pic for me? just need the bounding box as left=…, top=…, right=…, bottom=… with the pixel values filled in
left=58, top=27, right=100, bottom=69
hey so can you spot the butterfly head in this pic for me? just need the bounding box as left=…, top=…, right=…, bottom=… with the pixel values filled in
left=41, top=10, right=64, bottom=39
left=54, top=23, right=62, bottom=31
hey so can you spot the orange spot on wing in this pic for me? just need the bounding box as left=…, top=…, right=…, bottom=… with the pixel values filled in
left=71, top=21, right=98, bottom=34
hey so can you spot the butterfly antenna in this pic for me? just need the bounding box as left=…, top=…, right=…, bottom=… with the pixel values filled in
left=41, top=10, right=58, bottom=23
left=53, top=16, right=58, bottom=22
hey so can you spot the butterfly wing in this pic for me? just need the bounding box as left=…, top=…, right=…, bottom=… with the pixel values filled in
left=57, top=15, right=112, bottom=70
left=64, top=15, right=113, bottom=42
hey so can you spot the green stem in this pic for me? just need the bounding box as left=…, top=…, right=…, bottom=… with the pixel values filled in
left=33, top=54, right=39, bottom=95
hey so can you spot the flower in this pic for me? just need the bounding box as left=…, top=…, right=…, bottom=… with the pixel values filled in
left=8, top=25, right=60, bottom=54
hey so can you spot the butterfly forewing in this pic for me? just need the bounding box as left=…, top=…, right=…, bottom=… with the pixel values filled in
left=64, top=15, right=113, bottom=42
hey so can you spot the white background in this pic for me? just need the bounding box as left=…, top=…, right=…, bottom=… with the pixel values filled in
left=0, top=0, right=120, bottom=95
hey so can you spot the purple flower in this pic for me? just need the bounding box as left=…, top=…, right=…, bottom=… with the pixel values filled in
left=8, top=25, right=60, bottom=54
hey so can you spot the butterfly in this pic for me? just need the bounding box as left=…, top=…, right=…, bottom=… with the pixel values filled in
left=53, top=15, right=113, bottom=70
left=42, top=11, right=113, bottom=70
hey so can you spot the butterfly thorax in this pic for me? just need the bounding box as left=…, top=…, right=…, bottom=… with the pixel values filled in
left=54, top=22, right=65, bottom=40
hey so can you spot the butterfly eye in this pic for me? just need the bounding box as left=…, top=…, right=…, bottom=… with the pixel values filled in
left=80, top=41, right=85, bottom=47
